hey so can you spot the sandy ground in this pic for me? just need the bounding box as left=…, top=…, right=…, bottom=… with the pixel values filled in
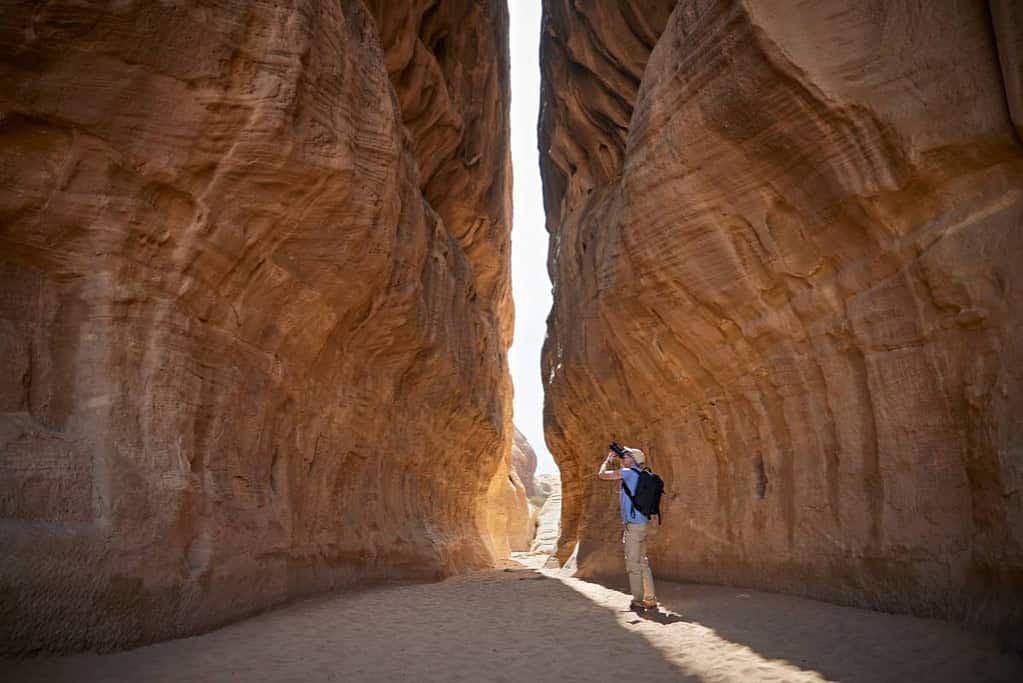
left=3, top=554, right=1020, bottom=683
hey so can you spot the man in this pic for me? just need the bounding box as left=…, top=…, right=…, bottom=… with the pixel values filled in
left=598, top=445, right=658, bottom=610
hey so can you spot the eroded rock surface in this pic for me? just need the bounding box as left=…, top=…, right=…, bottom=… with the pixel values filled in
left=0, top=0, right=512, bottom=653
left=530, top=475, right=562, bottom=556
left=484, top=460, right=533, bottom=555
left=541, top=0, right=1023, bottom=627
left=484, top=426, right=538, bottom=553
left=511, top=426, right=538, bottom=498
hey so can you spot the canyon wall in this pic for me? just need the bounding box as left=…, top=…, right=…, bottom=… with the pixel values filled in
left=0, top=0, right=514, bottom=653
left=541, top=0, right=1023, bottom=627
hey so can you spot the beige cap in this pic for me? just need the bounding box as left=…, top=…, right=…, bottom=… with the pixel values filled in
left=625, top=447, right=646, bottom=465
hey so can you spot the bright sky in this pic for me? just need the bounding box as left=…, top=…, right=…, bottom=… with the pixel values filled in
left=508, top=2, right=557, bottom=475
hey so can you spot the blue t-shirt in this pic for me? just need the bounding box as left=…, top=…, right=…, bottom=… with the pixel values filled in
left=620, top=468, right=648, bottom=524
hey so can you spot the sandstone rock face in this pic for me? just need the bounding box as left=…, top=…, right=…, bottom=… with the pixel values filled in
left=511, top=426, right=538, bottom=497
left=482, top=424, right=537, bottom=554
left=529, top=475, right=562, bottom=556
left=992, top=0, right=1023, bottom=140
left=541, top=0, right=1023, bottom=627
left=0, top=0, right=512, bottom=654
left=484, top=464, right=533, bottom=555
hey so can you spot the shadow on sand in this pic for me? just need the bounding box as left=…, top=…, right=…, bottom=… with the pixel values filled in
left=4, top=563, right=1020, bottom=683
left=571, top=572, right=1022, bottom=683
left=2, top=566, right=697, bottom=683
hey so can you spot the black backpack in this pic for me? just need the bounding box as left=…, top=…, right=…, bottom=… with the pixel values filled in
left=622, top=467, right=665, bottom=524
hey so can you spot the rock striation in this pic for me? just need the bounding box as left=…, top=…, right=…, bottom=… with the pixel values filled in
left=0, top=0, right=514, bottom=653
left=541, top=0, right=1023, bottom=628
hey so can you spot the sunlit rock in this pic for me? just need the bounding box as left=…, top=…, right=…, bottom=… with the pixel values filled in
left=530, top=475, right=562, bottom=556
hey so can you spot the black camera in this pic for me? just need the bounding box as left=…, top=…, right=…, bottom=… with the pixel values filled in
left=609, top=441, right=627, bottom=457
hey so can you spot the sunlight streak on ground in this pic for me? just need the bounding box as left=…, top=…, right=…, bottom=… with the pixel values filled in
left=509, top=553, right=828, bottom=683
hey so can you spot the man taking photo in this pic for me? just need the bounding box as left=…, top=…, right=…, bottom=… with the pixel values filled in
left=598, top=444, right=658, bottom=610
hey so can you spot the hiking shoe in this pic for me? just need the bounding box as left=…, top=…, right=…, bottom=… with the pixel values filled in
left=640, top=598, right=658, bottom=609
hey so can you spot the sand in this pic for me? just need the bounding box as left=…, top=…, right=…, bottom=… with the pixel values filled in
left=3, top=554, right=1019, bottom=682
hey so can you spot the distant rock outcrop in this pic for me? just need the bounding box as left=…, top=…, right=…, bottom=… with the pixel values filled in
left=530, top=475, right=562, bottom=556
left=485, top=465, right=534, bottom=555
left=511, top=426, right=539, bottom=498
left=0, top=0, right=513, bottom=653
left=541, top=0, right=1023, bottom=628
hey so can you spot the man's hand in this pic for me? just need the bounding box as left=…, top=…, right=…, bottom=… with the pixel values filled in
left=597, top=451, right=621, bottom=480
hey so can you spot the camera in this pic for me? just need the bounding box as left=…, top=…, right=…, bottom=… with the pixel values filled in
left=609, top=441, right=627, bottom=458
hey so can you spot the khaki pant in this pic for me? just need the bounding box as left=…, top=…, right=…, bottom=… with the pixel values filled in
left=623, top=522, right=656, bottom=602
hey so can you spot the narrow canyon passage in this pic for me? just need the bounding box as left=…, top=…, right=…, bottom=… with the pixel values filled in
left=2, top=0, right=1022, bottom=675
left=5, top=561, right=1019, bottom=683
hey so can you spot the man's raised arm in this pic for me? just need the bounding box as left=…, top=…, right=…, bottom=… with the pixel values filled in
left=597, top=452, right=621, bottom=480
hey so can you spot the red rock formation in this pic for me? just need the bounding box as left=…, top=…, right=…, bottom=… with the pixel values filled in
left=365, top=0, right=513, bottom=328
left=485, top=426, right=539, bottom=553
left=541, top=0, right=1023, bottom=627
left=484, top=462, right=533, bottom=555
left=511, top=426, right=538, bottom=498
left=0, top=0, right=513, bottom=653
left=482, top=427, right=536, bottom=555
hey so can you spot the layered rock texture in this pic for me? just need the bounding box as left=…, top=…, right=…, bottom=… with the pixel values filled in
left=0, top=0, right=515, bottom=653
left=541, top=0, right=1023, bottom=627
